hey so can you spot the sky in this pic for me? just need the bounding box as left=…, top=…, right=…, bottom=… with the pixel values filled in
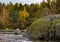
left=0, top=0, right=46, bottom=5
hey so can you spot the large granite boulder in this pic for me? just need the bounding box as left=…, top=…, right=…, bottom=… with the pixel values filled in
left=25, top=15, right=60, bottom=39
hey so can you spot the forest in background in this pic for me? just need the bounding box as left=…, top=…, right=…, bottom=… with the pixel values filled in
left=0, top=0, right=60, bottom=30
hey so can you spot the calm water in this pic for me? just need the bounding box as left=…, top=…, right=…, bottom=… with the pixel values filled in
left=0, top=34, right=32, bottom=42
left=33, top=40, right=60, bottom=42
left=0, top=34, right=59, bottom=42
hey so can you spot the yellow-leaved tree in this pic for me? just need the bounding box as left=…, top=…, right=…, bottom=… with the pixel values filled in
left=18, top=6, right=29, bottom=30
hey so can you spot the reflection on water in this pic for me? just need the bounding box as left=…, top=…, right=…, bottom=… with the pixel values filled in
left=0, top=34, right=32, bottom=42
left=33, top=40, right=60, bottom=42
left=0, top=34, right=60, bottom=42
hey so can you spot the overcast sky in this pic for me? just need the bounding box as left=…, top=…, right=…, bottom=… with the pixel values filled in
left=0, top=0, right=46, bottom=4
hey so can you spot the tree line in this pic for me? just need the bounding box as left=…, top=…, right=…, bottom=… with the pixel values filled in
left=0, top=0, right=60, bottom=30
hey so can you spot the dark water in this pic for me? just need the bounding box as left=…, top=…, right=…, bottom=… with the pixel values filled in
left=33, top=40, right=60, bottom=42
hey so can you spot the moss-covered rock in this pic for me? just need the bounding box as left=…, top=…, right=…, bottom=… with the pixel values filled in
left=27, top=19, right=50, bottom=39
left=26, top=15, right=60, bottom=39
